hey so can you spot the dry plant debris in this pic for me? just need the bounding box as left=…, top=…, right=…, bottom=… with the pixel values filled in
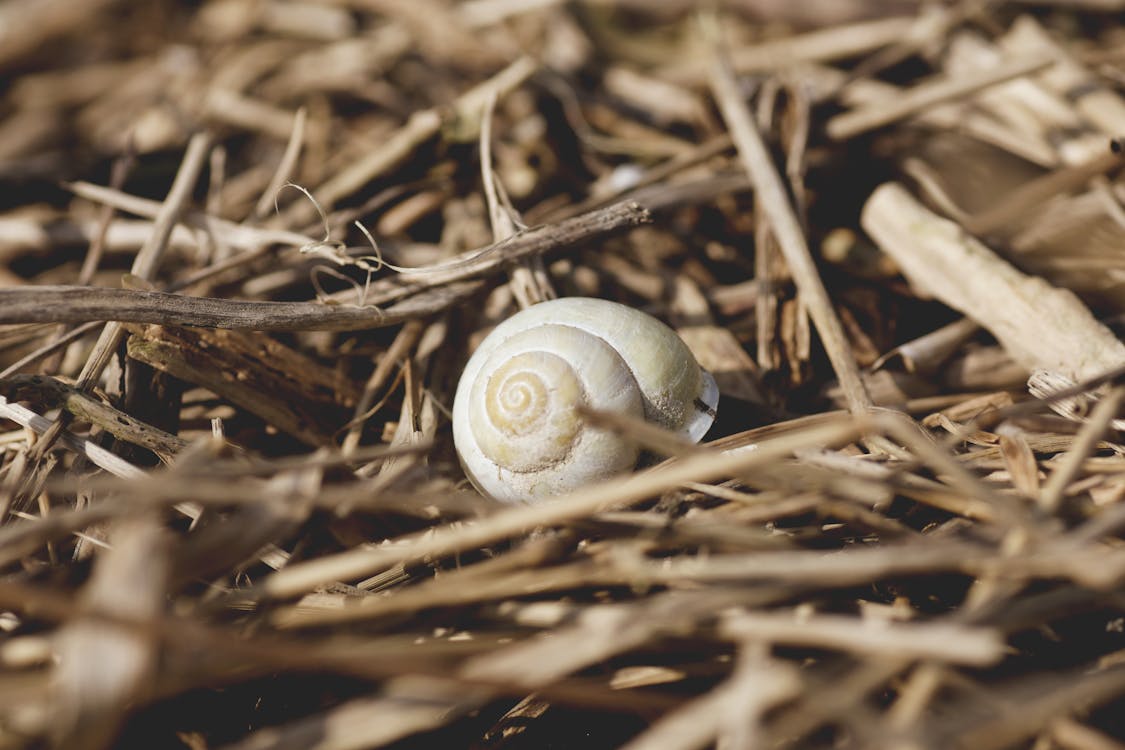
left=1, top=2, right=1124, bottom=749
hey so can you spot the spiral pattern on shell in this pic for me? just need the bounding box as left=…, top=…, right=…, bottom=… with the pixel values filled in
left=477, top=348, right=584, bottom=472
left=452, top=298, right=719, bottom=503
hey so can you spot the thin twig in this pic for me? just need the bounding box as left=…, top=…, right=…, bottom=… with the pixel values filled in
left=705, top=15, right=874, bottom=417
left=827, top=55, right=1056, bottom=140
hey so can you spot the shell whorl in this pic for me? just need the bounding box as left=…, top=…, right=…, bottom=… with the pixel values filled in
left=472, top=334, right=592, bottom=473
left=456, top=323, right=644, bottom=502
left=452, top=298, right=719, bottom=502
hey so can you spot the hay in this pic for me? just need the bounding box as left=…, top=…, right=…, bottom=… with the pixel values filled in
left=1, top=2, right=1124, bottom=748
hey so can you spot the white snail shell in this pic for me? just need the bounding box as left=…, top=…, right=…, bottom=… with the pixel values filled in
left=452, top=297, right=719, bottom=502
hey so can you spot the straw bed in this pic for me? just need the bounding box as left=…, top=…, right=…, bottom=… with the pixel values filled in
left=1, top=2, right=1124, bottom=749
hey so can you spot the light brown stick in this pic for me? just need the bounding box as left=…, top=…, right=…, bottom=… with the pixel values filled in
left=827, top=55, right=1056, bottom=140
left=705, top=20, right=874, bottom=416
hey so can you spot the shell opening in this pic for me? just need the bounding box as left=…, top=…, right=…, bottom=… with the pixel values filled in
left=683, top=369, right=719, bottom=443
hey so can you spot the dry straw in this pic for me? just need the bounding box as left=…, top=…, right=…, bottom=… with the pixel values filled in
left=0, top=2, right=1123, bottom=749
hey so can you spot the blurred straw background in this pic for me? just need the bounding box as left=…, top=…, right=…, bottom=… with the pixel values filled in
left=1, top=0, right=1125, bottom=748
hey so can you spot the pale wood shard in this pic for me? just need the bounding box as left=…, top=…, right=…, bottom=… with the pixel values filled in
left=861, top=182, right=1125, bottom=384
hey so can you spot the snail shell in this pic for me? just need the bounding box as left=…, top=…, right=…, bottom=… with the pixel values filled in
left=452, top=297, right=719, bottom=502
